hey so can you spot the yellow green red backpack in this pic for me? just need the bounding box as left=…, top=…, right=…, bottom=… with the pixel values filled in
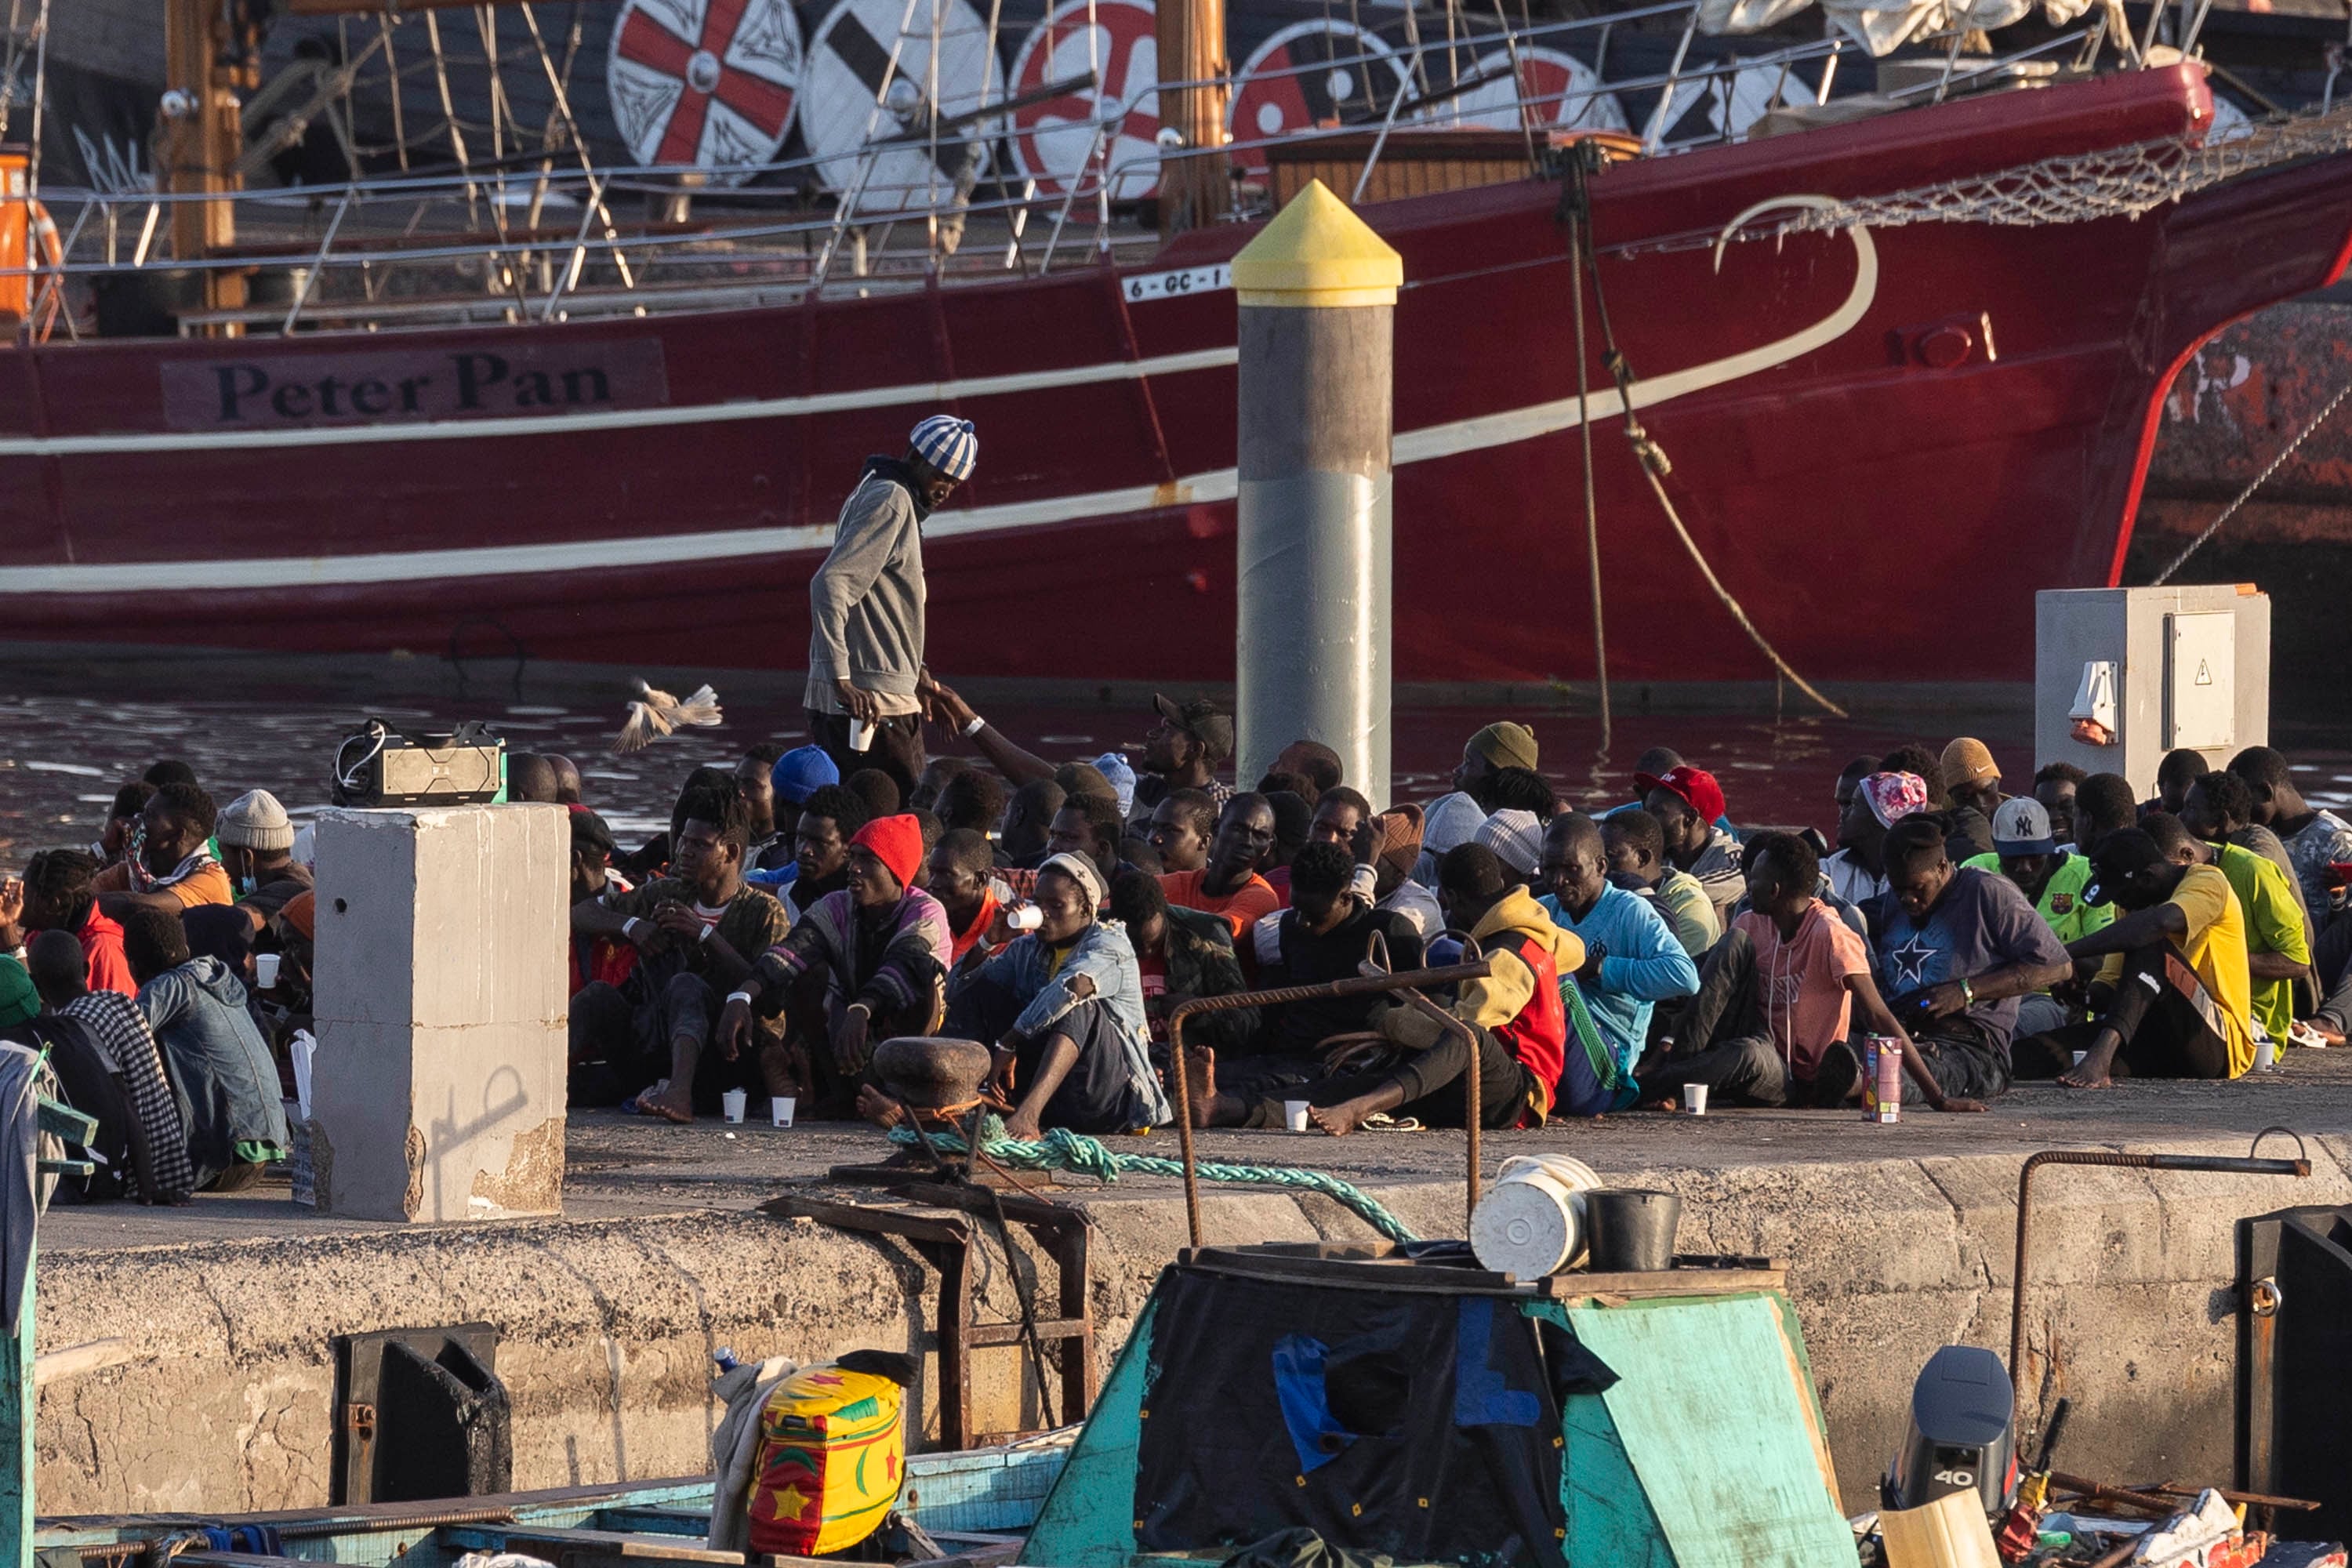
left=746, top=1352, right=915, bottom=1555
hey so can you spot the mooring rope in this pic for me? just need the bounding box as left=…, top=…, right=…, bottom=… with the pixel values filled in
left=886, top=1122, right=1421, bottom=1242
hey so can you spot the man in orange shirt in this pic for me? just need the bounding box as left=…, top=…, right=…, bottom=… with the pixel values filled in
left=1160, top=793, right=1280, bottom=942
left=94, top=783, right=232, bottom=918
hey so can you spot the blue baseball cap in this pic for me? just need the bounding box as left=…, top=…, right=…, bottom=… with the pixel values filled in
left=771, top=744, right=839, bottom=807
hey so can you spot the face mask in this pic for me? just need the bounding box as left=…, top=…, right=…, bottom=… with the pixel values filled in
left=238, top=875, right=258, bottom=895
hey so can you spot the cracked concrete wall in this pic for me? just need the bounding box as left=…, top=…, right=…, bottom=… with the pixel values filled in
left=31, top=1137, right=2350, bottom=1515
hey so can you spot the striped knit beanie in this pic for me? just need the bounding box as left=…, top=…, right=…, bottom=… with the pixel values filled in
left=909, top=415, right=978, bottom=481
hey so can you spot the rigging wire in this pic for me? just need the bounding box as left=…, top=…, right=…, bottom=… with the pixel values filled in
left=1564, top=144, right=1611, bottom=751
left=1566, top=157, right=1849, bottom=720
left=2151, top=375, right=2352, bottom=586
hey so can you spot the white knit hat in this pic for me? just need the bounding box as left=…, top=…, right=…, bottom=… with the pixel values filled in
left=910, top=414, right=978, bottom=481
left=1474, top=808, right=1544, bottom=878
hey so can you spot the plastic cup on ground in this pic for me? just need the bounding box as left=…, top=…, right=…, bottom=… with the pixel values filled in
left=772, top=1096, right=797, bottom=1127
left=721, top=1089, right=747, bottom=1123
left=1683, top=1083, right=1708, bottom=1116
left=2256, top=1038, right=2277, bottom=1072
left=254, top=953, right=281, bottom=989
left=1285, top=1100, right=1312, bottom=1132
left=2071, top=1051, right=2088, bottom=1069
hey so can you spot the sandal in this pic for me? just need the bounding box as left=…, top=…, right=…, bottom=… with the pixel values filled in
left=1359, top=1113, right=1424, bottom=1132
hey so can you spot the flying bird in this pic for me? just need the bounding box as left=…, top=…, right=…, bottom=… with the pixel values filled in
left=613, top=680, right=723, bottom=753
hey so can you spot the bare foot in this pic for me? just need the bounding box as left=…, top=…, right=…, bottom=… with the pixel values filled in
left=854, top=1083, right=906, bottom=1130
left=1181, top=1045, right=1218, bottom=1129
left=2058, top=1039, right=2118, bottom=1089
left=646, top=1082, right=695, bottom=1123
left=1652, top=1094, right=1681, bottom=1113
left=1309, top=1098, right=1379, bottom=1137
left=1002, top=1111, right=1043, bottom=1142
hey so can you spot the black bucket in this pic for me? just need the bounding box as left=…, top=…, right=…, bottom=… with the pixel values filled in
left=1584, top=1189, right=1682, bottom=1272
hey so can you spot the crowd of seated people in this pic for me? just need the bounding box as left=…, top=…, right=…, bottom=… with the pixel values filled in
left=559, top=691, right=2349, bottom=1135
left=12, top=711, right=2335, bottom=1188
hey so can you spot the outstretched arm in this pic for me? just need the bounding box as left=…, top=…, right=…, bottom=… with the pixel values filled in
left=2067, top=901, right=2187, bottom=962
left=922, top=677, right=1054, bottom=787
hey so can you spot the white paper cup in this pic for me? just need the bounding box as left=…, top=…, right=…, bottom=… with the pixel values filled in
left=1285, top=1100, right=1312, bottom=1132
left=2256, top=1038, right=2278, bottom=1072
left=721, top=1089, right=747, bottom=1123
left=1683, top=1083, right=1708, bottom=1116
left=254, top=953, right=281, bottom=989
left=2071, top=1050, right=2089, bottom=1068
left=771, top=1096, right=797, bottom=1127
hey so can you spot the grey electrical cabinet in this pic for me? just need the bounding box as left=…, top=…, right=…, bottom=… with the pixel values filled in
left=2035, top=584, right=2270, bottom=793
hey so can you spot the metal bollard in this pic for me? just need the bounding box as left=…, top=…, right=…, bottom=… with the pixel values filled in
left=1230, top=180, right=1403, bottom=802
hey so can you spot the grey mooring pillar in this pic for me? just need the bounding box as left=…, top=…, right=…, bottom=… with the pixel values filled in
left=1231, top=179, right=1405, bottom=805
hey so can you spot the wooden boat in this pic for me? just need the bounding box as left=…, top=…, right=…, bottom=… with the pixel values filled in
left=34, top=1433, right=1076, bottom=1568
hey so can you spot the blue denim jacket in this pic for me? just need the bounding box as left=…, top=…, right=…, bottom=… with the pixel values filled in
left=140, top=956, right=289, bottom=1183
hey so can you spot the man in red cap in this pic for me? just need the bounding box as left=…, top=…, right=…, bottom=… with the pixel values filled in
left=717, top=813, right=952, bottom=1117
left=1638, top=764, right=1744, bottom=920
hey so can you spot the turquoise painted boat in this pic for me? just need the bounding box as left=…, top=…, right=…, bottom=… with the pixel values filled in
left=31, top=1434, right=1076, bottom=1568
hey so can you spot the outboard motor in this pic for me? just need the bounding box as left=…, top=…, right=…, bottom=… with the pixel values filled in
left=1882, top=1345, right=2018, bottom=1516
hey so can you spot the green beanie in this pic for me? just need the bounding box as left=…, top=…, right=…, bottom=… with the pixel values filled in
left=0, top=958, right=35, bottom=1030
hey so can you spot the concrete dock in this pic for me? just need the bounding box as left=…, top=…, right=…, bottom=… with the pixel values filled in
left=31, top=1061, right=2352, bottom=1518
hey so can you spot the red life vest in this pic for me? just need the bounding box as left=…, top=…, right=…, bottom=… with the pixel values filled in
left=1483, top=927, right=1566, bottom=1123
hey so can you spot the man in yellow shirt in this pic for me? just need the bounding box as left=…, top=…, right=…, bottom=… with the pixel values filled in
left=2143, top=812, right=2310, bottom=1048
left=2013, top=828, right=2253, bottom=1087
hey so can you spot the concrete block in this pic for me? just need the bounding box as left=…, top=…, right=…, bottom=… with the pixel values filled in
left=310, top=804, right=570, bottom=1221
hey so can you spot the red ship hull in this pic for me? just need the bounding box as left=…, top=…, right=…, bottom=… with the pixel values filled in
left=2, top=64, right=2347, bottom=688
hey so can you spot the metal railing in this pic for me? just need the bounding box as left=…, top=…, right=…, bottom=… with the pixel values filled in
left=15, top=0, right=2115, bottom=340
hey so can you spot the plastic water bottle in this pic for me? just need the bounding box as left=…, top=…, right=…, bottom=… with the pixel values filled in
left=713, top=1347, right=740, bottom=1373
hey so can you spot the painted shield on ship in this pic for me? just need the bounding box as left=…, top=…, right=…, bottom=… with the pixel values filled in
left=607, top=0, right=804, bottom=180
left=1006, top=0, right=1162, bottom=201
left=801, top=0, right=1007, bottom=213
left=1228, top=21, right=1407, bottom=176
left=1444, top=46, right=1627, bottom=133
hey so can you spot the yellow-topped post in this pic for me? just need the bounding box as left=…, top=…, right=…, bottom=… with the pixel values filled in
left=1229, top=180, right=1404, bottom=802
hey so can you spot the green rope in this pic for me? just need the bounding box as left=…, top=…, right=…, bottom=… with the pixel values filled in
left=887, top=1120, right=1420, bottom=1242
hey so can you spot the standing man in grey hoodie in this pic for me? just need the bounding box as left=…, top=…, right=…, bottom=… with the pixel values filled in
left=806, top=413, right=979, bottom=799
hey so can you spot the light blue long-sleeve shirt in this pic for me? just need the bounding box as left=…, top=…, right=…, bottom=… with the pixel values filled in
left=1537, top=884, right=1699, bottom=1071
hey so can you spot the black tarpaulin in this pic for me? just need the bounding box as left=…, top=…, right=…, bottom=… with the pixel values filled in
left=1133, top=1268, right=1566, bottom=1567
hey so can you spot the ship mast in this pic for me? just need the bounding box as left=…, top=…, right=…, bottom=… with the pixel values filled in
left=1155, top=0, right=1227, bottom=234
left=162, top=0, right=256, bottom=328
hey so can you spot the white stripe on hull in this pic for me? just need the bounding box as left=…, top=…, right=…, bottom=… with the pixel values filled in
left=0, top=209, right=1872, bottom=596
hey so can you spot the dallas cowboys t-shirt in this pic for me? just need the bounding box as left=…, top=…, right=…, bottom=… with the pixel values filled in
left=1866, top=867, right=2071, bottom=1053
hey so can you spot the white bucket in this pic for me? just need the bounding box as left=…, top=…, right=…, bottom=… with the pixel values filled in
left=1470, top=1154, right=1606, bottom=1279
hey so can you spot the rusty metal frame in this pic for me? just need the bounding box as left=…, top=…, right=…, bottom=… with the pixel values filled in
left=1166, top=957, right=1492, bottom=1248
left=2009, top=1128, right=2310, bottom=1423
left=764, top=1185, right=1093, bottom=1449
